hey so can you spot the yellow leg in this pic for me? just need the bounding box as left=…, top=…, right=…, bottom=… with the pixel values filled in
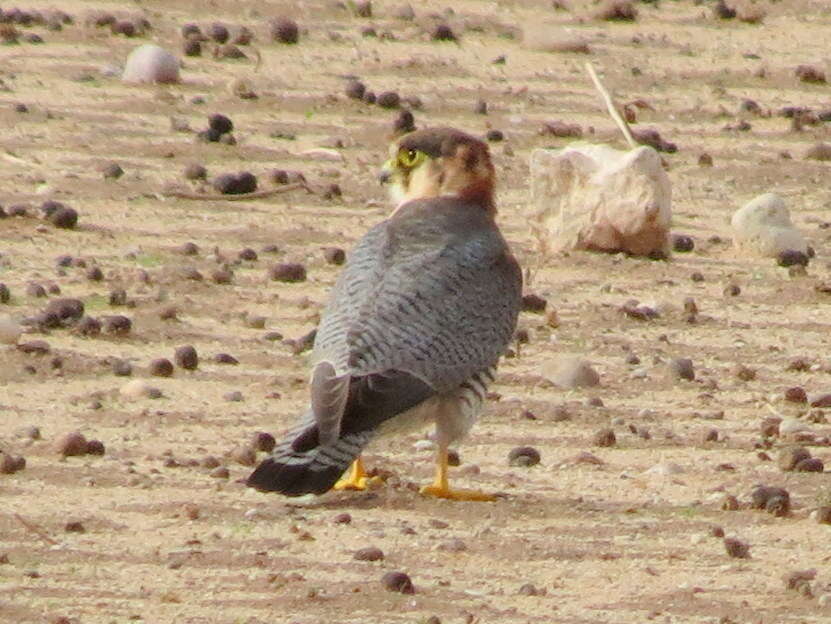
left=419, top=446, right=495, bottom=502
left=333, top=457, right=380, bottom=491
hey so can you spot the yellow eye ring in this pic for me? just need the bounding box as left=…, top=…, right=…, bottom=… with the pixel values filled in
left=398, top=148, right=424, bottom=168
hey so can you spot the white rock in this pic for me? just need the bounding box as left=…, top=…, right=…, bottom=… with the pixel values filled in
left=413, top=439, right=435, bottom=452
left=645, top=462, right=685, bottom=476
left=530, top=144, right=672, bottom=257
left=122, top=44, right=180, bottom=84
left=120, top=379, right=160, bottom=400
left=731, top=193, right=807, bottom=258
left=542, top=357, right=600, bottom=389
left=0, top=317, right=22, bottom=345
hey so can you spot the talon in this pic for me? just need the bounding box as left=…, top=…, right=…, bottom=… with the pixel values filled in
left=332, top=457, right=375, bottom=492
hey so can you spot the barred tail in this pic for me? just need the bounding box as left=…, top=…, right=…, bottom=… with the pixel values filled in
left=246, top=423, right=371, bottom=496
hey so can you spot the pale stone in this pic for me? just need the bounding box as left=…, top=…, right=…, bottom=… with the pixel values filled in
left=731, top=193, right=807, bottom=258
left=779, top=418, right=810, bottom=435
left=530, top=144, right=671, bottom=257
left=122, top=44, right=180, bottom=84
left=0, top=317, right=22, bottom=345
left=120, top=379, right=160, bottom=399
left=542, top=357, right=600, bottom=389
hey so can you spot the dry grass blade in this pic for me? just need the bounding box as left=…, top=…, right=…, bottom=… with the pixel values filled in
left=585, top=61, right=637, bottom=149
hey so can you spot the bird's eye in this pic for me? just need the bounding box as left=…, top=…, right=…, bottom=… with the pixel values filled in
left=398, top=149, right=424, bottom=168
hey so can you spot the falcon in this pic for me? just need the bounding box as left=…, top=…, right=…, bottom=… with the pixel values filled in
left=247, top=127, right=522, bottom=500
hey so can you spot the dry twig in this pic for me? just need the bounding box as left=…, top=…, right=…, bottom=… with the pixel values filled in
left=14, top=513, right=58, bottom=545
left=585, top=61, right=637, bottom=149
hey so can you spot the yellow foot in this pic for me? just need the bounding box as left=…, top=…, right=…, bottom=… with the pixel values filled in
left=419, top=484, right=496, bottom=502
left=332, top=457, right=382, bottom=492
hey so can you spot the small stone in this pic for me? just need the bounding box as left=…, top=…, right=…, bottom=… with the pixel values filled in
left=354, top=546, right=384, bottom=562
left=207, top=22, right=229, bottom=43
left=486, top=129, right=504, bottom=142
left=521, top=294, right=547, bottom=313
left=777, top=249, right=809, bottom=267
left=230, top=445, right=256, bottom=466
left=103, top=315, right=132, bottom=335
left=270, top=18, right=299, bottom=44
left=17, top=340, right=50, bottom=355
left=701, top=428, right=719, bottom=443
left=183, top=39, right=201, bottom=56
left=333, top=512, right=352, bottom=525
left=784, top=387, right=807, bottom=403
left=174, top=345, right=198, bottom=370
left=75, top=316, right=102, bottom=337
left=149, top=358, right=174, bottom=377
left=210, top=466, right=230, bottom=479
left=750, top=485, right=790, bottom=515
left=816, top=507, right=831, bottom=524
left=120, top=379, right=161, bottom=400
left=177, top=242, right=199, bottom=256
left=794, top=457, right=824, bottom=472
left=268, top=263, right=306, bottom=283
left=345, top=80, right=366, bottom=100
left=593, top=428, right=616, bottom=447
left=778, top=446, right=811, bottom=472
left=0, top=453, right=23, bottom=474
left=723, top=537, right=750, bottom=559
left=0, top=284, right=10, bottom=304
left=64, top=521, right=85, bottom=533
left=668, top=358, right=695, bottom=381
left=805, top=142, right=831, bottom=161
left=760, top=417, right=781, bottom=437
left=214, top=353, right=239, bottom=365
left=211, top=268, right=233, bottom=284
left=85, top=439, right=106, bottom=455
left=733, top=364, right=756, bottom=381
left=698, top=153, right=713, bottom=167
left=86, top=266, right=104, bottom=282
left=720, top=494, right=739, bottom=511
left=238, top=248, right=258, bottom=261
left=723, top=284, right=740, bottom=297
left=431, top=23, right=456, bottom=41
left=50, top=206, right=78, bottom=229
left=251, top=432, right=276, bottom=453
left=691, top=271, right=704, bottom=282
left=55, top=431, right=88, bottom=457
left=208, top=113, right=233, bottom=135
left=671, top=234, right=694, bottom=252
left=224, top=391, right=243, bottom=402
left=122, top=44, right=180, bottom=84
left=376, top=91, right=400, bottom=109
left=323, top=247, right=346, bottom=265
left=381, top=571, right=414, bottom=594
left=508, top=446, right=541, bottom=467
left=543, top=357, right=599, bottom=389
left=0, top=317, right=22, bottom=345
left=184, top=164, right=207, bottom=180
left=112, top=359, right=132, bottom=377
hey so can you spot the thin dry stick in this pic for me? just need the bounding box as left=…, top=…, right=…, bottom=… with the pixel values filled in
left=585, top=61, right=638, bottom=150
left=14, top=513, right=58, bottom=545
left=162, top=181, right=313, bottom=202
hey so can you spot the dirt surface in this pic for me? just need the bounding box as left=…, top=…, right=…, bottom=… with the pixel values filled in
left=3, top=1, right=831, bottom=623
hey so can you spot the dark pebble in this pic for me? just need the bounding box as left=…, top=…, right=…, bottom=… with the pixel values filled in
left=55, top=431, right=88, bottom=457
left=85, top=439, right=106, bottom=455
left=183, top=39, right=201, bottom=56
left=431, top=23, right=456, bottom=41
left=668, top=358, right=695, bottom=381
left=112, top=359, right=132, bottom=376
left=214, top=353, right=239, bottom=365
left=381, top=571, right=414, bottom=594
left=323, top=247, right=345, bottom=265
left=45, top=298, right=84, bottom=323
left=238, top=248, right=258, bottom=261
left=103, top=315, right=132, bottom=335
left=376, top=91, right=400, bottom=109
left=211, top=268, right=233, bottom=284
left=333, top=512, right=352, bottom=524
left=111, top=20, right=136, bottom=37
left=723, top=537, right=750, bottom=558
left=75, top=316, right=102, bottom=337
left=208, top=22, right=229, bottom=43
left=521, top=294, right=547, bottom=313
left=354, top=546, right=384, bottom=561
left=345, top=80, right=366, bottom=100
left=64, top=521, right=85, bottom=533
left=750, top=485, right=790, bottom=515
left=208, top=113, right=233, bottom=135
left=486, top=129, right=504, bottom=142
left=393, top=110, right=415, bottom=135
left=593, top=428, right=616, bottom=447
left=251, top=431, right=276, bottom=453
left=784, top=387, right=807, bottom=403
left=86, top=266, right=104, bottom=281
left=271, top=17, right=299, bottom=44
left=268, top=263, right=306, bottom=282
left=508, top=446, right=541, bottom=467
left=149, top=358, right=174, bottom=377
left=174, top=345, right=198, bottom=370
left=178, top=242, right=199, bottom=256
left=50, top=207, right=78, bottom=229
left=794, top=457, right=824, bottom=473
left=777, top=249, right=809, bottom=267
left=671, top=234, right=694, bottom=252
left=213, top=172, right=257, bottom=195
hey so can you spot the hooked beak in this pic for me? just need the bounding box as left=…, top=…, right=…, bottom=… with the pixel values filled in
left=378, top=159, right=394, bottom=185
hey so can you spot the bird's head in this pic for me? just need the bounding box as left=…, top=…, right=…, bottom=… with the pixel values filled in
left=379, top=127, right=496, bottom=214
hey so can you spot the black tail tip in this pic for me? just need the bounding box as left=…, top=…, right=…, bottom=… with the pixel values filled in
left=246, top=457, right=345, bottom=497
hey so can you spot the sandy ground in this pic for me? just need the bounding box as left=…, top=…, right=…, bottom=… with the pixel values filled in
left=2, top=1, right=831, bottom=623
